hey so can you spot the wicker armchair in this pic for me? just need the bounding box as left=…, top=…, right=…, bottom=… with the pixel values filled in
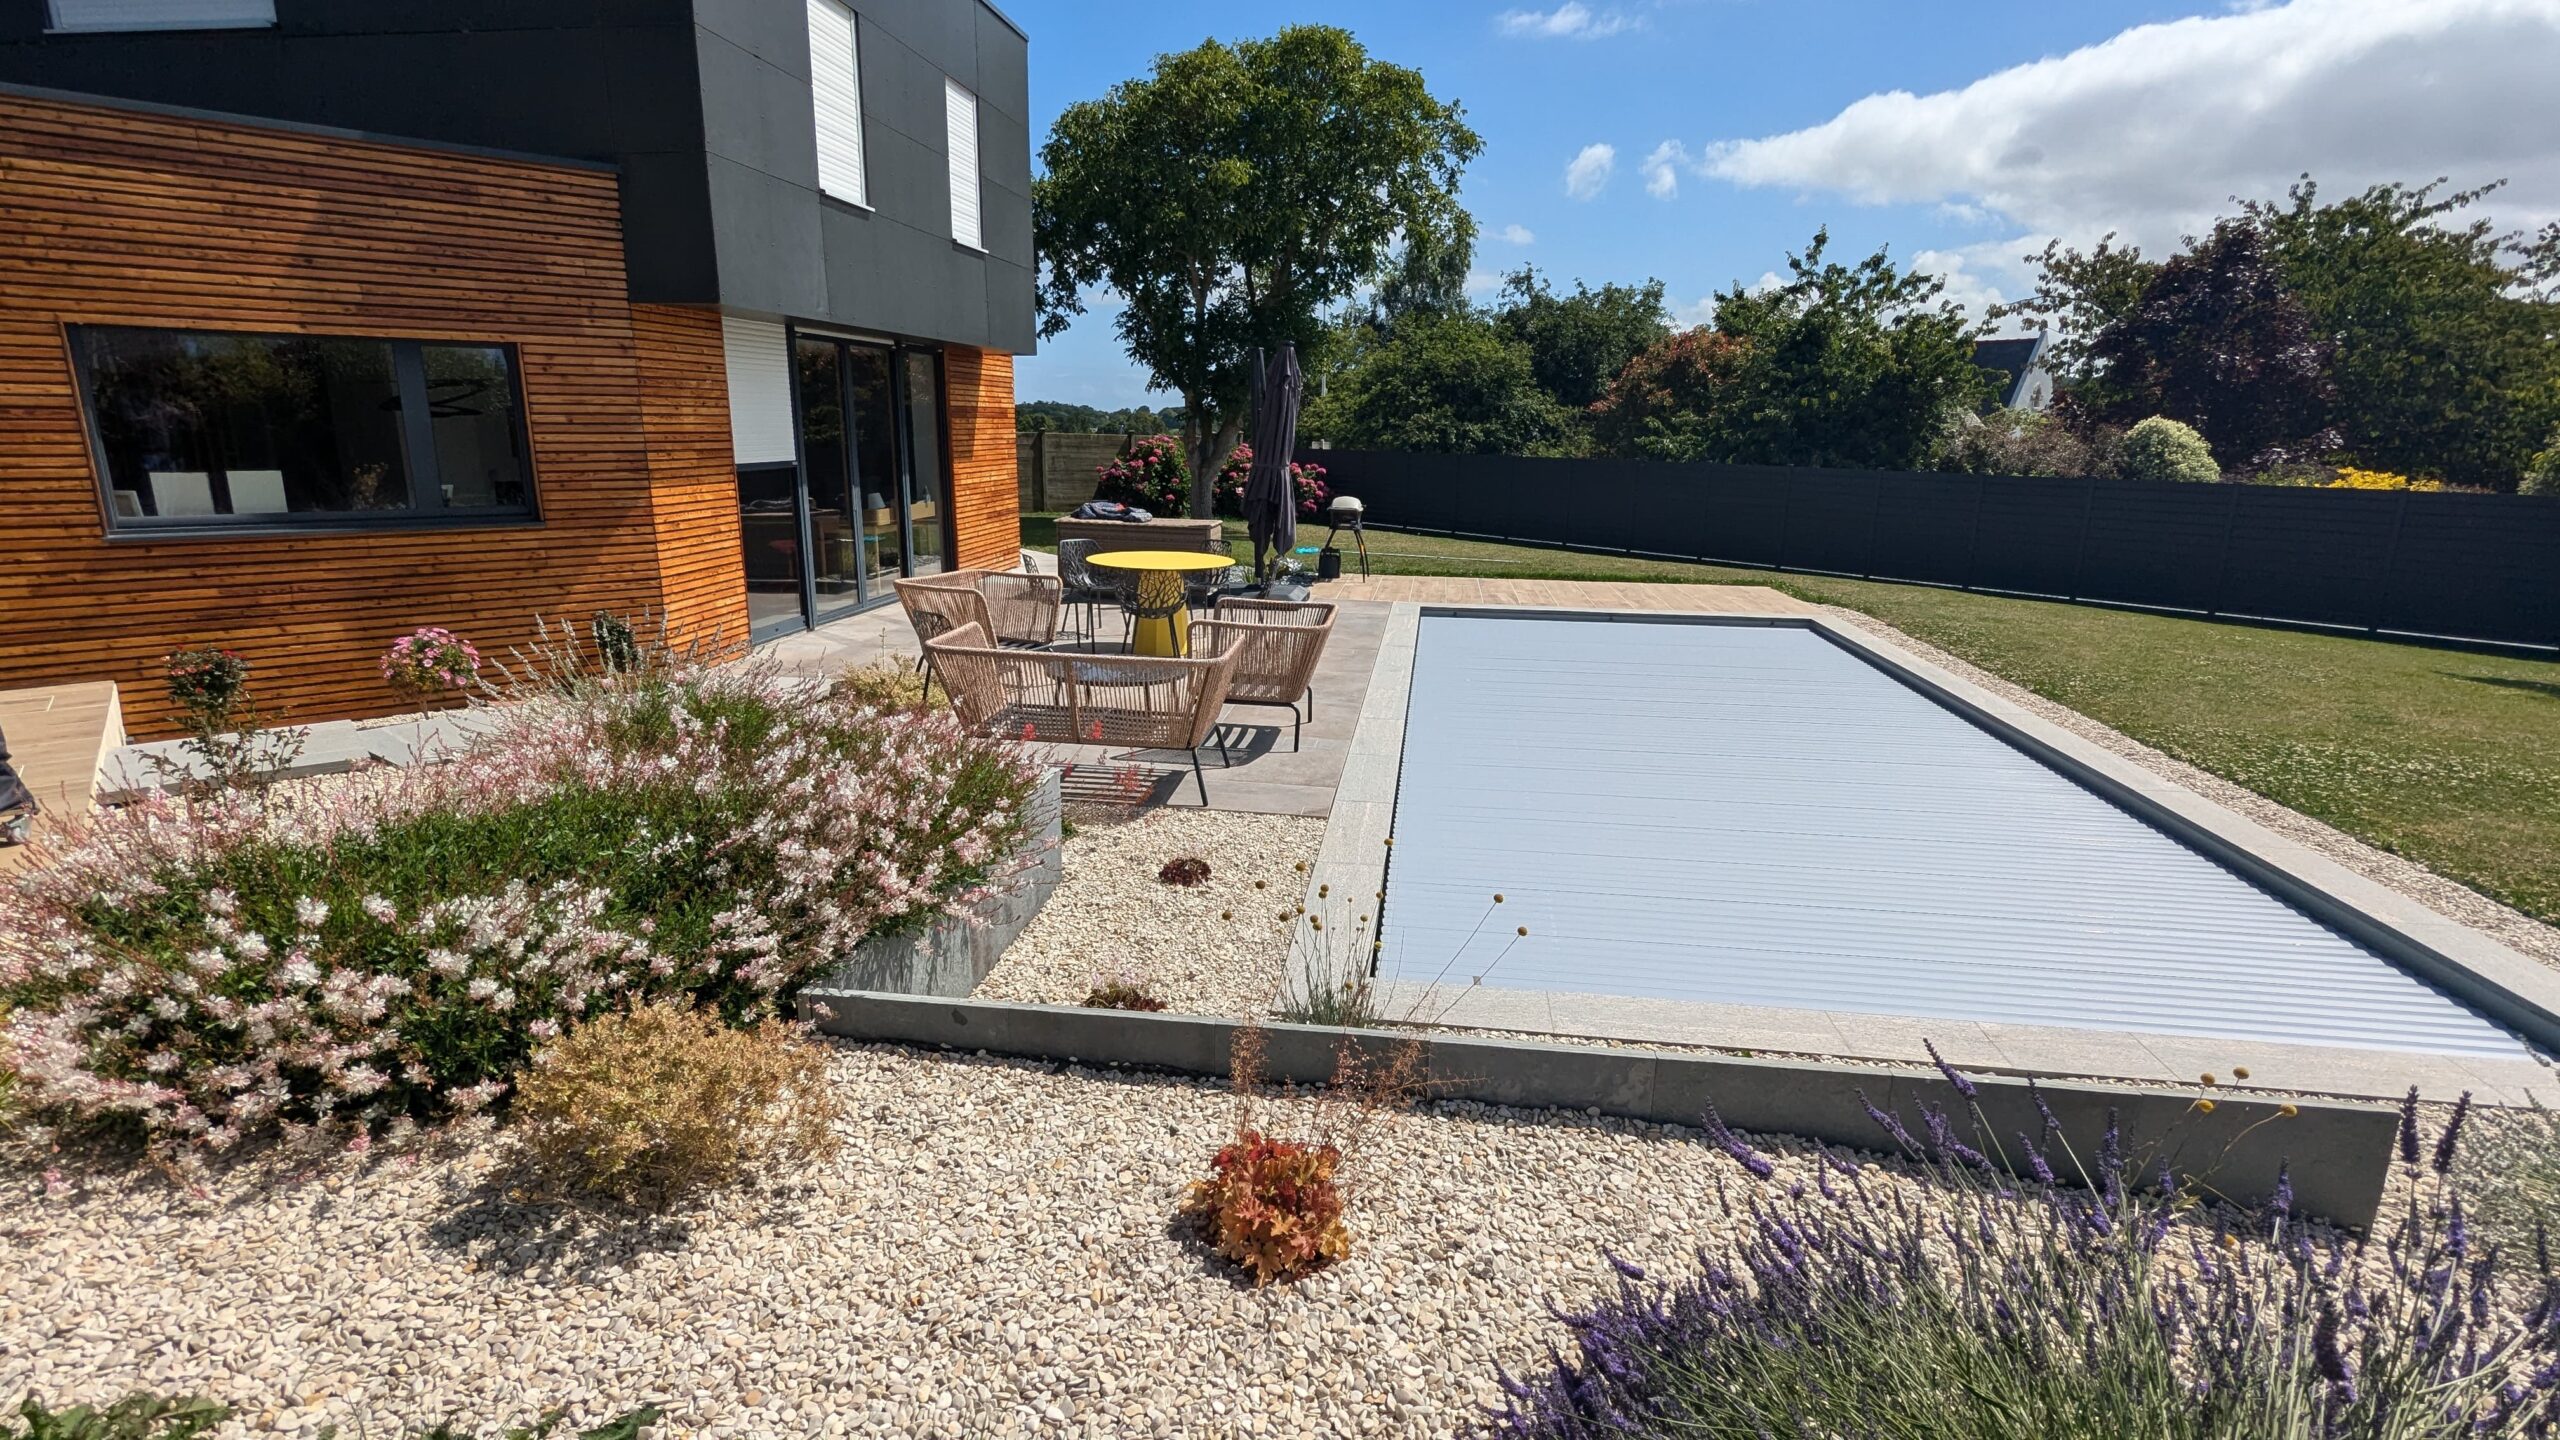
left=923, top=621, right=1242, bottom=805
left=1188, top=598, right=1335, bottom=750
left=894, top=570, right=1064, bottom=652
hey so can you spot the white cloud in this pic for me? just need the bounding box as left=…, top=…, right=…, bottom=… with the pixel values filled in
left=1495, top=223, right=1537, bottom=245
left=1464, top=267, right=1506, bottom=297
left=1670, top=293, right=1719, bottom=327
left=1689, top=0, right=2560, bottom=253
left=1641, top=140, right=1688, bottom=200
left=1497, top=3, right=1641, bottom=40
left=1910, top=241, right=2027, bottom=325
left=1564, top=142, right=1617, bottom=201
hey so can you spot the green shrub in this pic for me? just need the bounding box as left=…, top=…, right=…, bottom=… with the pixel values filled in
left=2523, top=430, right=2560, bottom=497
left=0, top=661, right=1037, bottom=1151
left=2118, top=415, right=2222, bottom=484
left=513, top=1000, right=840, bottom=1209
left=0, top=1395, right=662, bottom=1440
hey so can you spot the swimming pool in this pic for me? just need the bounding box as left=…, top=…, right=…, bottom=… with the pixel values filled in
left=1376, top=612, right=2530, bottom=1060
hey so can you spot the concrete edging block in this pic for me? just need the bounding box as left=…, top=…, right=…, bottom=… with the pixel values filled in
left=798, top=988, right=2398, bottom=1227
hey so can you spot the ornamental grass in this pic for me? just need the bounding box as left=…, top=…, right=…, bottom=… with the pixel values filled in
left=0, top=657, right=1039, bottom=1153
left=1487, top=1066, right=2560, bottom=1440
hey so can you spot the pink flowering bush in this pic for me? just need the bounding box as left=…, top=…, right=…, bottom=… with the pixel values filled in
left=1091, top=434, right=1191, bottom=514
left=1212, top=446, right=1329, bottom=520
left=380, top=626, right=482, bottom=705
left=0, top=662, right=1039, bottom=1150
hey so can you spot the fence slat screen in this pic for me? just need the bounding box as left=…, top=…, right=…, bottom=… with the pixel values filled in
left=1300, top=449, right=2560, bottom=650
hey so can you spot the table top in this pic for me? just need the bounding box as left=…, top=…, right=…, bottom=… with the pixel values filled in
left=1085, top=549, right=1235, bottom=572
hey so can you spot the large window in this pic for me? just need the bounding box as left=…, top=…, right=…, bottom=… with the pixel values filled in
left=47, top=0, right=274, bottom=31
left=806, top=0, right=869, bottom=206
left=71, top=325, right=537, bottom=532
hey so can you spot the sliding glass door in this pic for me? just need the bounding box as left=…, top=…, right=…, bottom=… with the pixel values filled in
left=754, top=329, right=950, bottom=633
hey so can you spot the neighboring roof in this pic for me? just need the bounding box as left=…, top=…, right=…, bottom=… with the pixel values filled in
left=1972, top=335, right=2047, bottom=407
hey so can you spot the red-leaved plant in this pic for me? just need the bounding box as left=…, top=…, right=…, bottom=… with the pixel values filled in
left=1183, top=1127, right=1351, bottom=1286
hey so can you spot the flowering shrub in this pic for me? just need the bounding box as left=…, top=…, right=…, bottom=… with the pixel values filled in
left=512, top=999, right=840, bottom=1208
left=1211, top=445, right=1330, bottom=519
left=1092, top=434, right=1190, bottom=514
left=1181, top=1128, right=1351, bottom=1285
left=0, top=661, right=1039, bottom=1150
left=2327, top=466, right=2446, bottom=493
left=1489, top=1072, right=2560, bottom=1439
left=380, top=626, right=483, bottom=706
left=163, top=648, right=249, bottom=723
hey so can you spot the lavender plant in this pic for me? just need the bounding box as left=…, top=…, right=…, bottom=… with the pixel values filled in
left=0, top=660, right=1039, bottom=1152
left=1488, top=1074, right=2560, bottom=1440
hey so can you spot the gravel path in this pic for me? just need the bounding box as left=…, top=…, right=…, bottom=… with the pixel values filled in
left=3, top=1041, right=1784, bottom=1439
left=1820, top=604, right=2560, bottom=973
left=974, top=809, right=1323, bottom=1015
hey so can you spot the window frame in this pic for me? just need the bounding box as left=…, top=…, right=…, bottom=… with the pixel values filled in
left=66, top=323, right=544, bottom=540
left=46, top=0, right=277, bottom=33
left=944, top=76, right=983, bottom=252
left=806, top=0, right=870, bottom=209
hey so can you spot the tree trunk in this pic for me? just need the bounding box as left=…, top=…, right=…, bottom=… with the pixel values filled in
left=1189, top=410, right=1244, bottom=520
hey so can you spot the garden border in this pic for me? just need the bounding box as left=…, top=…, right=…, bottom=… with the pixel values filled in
left=795, top=987, right=2399, bottom=1226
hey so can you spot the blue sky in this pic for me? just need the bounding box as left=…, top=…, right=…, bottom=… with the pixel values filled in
left=1004, top=0, right=2560, bottom=407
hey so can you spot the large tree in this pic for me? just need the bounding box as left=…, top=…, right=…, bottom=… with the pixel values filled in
left=1495, top=268, right=1673, bottom=411
left=1695, top=230, right=1990, bottom=469
left=2086, top=218, right=2339, bottom=471
left=1302, top=311, right=1573, bottom=456
left=2244, top=178, right=2560, bottom=489
left=1032, top=27, right=1480, bottom=514
left=1587, top=329, right=1754, bottom=462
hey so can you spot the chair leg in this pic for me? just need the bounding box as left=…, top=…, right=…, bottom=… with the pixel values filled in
left=1189, top=749, right=1209, bottom=806
left=1306, top=685, right=1316, bottom=722
left=1292, top=701, right=1302, bottom=752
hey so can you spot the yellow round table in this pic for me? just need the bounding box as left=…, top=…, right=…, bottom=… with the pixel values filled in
left=1086, top=549, right=1234, bottom=657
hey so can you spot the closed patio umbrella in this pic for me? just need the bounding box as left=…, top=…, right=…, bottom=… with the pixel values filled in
left=1243, top=342, right=1303, bottom=581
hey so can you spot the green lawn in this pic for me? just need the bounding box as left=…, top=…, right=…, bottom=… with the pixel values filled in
left=1027, top=512, right=2560, bottom=923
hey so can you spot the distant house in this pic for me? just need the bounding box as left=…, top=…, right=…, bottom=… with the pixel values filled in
left=1973, top=334, right=2056, bottom=413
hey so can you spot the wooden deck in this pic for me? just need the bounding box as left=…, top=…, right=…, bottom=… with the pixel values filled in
left=1320, top=575, right=1816, bottom=615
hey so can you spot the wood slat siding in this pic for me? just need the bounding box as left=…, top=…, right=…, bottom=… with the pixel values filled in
left=632, top=304, right=752, bottom=649
left=0, top=91, right=749, bottom=736
left=944, top=346, right=1020, bottom=572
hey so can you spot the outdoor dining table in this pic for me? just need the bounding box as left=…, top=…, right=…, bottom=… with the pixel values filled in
left=1085, top=549, right=1233, bottom=657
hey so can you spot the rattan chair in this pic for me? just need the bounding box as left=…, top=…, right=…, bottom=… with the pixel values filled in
left=894, top=570, right=1063, bottom=651
left=1189, top=597, right=1335, bottom=750
left=924, top=621, right=1242, bottom=805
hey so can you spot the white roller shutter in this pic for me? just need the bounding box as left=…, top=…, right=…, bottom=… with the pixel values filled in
left=806, top=0, right=868, bottom=206
left=48, top=0, right=273, bottom=28
left=721, top=316, right=797, bottom=466
left=945, top=77, right=983, bottom=251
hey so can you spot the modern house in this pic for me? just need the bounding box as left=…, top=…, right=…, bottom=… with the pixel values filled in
left=0, top=0, right=1033, bottom=733
left=1972, top=333, right=2055, bottom=414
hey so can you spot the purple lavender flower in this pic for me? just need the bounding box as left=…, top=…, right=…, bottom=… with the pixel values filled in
left=2400, top=1084, right=2423, bottom=1166
left=1922, top=1037, right=1978, bottom=1101
left=2435, top=1090, right=2473, bottom=1175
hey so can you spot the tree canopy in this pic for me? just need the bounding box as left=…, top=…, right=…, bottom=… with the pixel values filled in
left=1494, top=268, right=1673, bottom=411
left=1032, top=26, right=1480, bottom=513
left=1303, top=311, right=1573, bottom=456
left=1598, top=231, right=1988, bottom=470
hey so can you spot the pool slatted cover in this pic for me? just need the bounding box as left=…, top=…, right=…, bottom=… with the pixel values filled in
left=1379, top=616, right=2526, bottom=1059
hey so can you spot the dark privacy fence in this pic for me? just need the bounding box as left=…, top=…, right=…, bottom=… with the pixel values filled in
left=1300, top=450, right=2560, bottom=650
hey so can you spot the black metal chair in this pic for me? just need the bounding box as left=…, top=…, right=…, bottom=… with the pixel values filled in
left=1054, top=537, right=1120, bottom=646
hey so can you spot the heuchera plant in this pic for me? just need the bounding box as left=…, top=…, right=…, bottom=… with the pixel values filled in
left=1182, top=1128, right=1352, bottom=1286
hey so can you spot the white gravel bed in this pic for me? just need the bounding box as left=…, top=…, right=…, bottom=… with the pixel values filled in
left=2, top=1041, right=1800, bottom=1440
left=974, top=809, right=1324, bottom=1015
left=1820, top=604, right=2560, bottom=973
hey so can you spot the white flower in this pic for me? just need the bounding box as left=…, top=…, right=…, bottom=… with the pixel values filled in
left=466, top=977, right=499, bottom=1001
left=278, top=957, right=322, bottom=989
left=361, top=895, right=398, bottom=924
left=294, top=897, right=330, bottom=928
left=204, top=888, right=238, bottom=917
